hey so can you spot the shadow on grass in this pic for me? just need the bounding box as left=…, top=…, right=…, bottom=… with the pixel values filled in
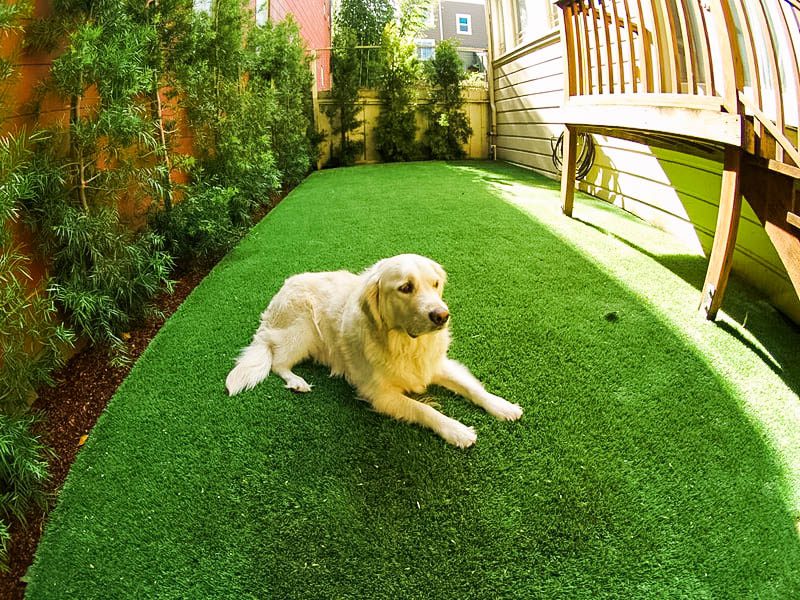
left=572, top=216, right=800, bottom=398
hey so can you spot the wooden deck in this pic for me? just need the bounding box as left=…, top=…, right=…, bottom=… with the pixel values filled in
left=556, top=0, right=800, bottom=319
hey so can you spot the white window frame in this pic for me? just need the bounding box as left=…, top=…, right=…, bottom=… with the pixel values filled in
left=456, top=13, right=472, bottom=36
left=417, top=38, right=436, bottom=61
left=510, top=0, right=559, bottom=49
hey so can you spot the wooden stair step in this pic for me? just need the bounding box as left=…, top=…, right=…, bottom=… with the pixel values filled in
left=763, top=158, right=800, bottom=180
left=788, top=211, right=800, bottom=229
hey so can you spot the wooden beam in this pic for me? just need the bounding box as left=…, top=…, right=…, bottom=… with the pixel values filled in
left=788, top=211, right=800, bottom=229
left=741, top=159, right=800, bottom=297
left=561, top=125, right=578, bottom=217
left=560, top=101, right=743, bottom=147
left=701, top=146, right=743, bottom=320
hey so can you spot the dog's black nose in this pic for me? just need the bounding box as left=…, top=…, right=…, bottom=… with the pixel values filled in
left=429, top=309, right=450, bottom=326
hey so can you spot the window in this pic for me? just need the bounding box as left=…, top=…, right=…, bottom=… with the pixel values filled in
left=456, top=14, right=472, bottom=36
left=417, top=39, right=436, bottom=61
left=424, top=7, right=435, bottom=29
left=193, top=0, right=212, bottom=13
left=514, top=0, right=558, bottom=45
left=256, top=1, right=268, bottom=25
left=515, top=0, right=528, bottom=42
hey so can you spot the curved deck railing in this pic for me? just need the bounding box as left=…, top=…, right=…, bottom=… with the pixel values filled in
left=555, top=0, right=800, bottom=319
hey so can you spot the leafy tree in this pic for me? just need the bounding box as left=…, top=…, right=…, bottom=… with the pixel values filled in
left=325, top=26, right=363, bottom=166
left=336, top=0, right=394, bottom=46
left=178, top=0, right=279, bottom=209
left=337, top=0, right=393, bottom=88
left=423, top=39, right=472, bottom=160
left=246, top=16, right=317, bottom=187
left=24, top=0, right=173, bottom=362
left=397, top=0, right=434, bottom=37
left=374, top=21, right=420, bottom=162
left=126, top=0, right=197, bottom=212
left=153, top=3, right=316, bottom=265
left=0, top=1, right=71, bottom=572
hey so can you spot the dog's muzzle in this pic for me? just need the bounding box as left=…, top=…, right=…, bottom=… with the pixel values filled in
left=428, top=308, right=450, bottom=327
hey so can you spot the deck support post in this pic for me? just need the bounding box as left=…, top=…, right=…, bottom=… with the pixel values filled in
left=700, top=146, right=743, bottom=320
left=561, top=125, right=578, bottom=217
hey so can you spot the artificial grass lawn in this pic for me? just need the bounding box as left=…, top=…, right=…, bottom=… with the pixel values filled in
left=27, top=161, right=800, bottom=598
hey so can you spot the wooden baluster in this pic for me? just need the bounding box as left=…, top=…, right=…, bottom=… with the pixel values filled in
left=579, top=1, right=594, bottom=94
left=780, top=1, right=800, bottom=161
left=726, top=0, right=761, bottom=154
left=563, top=2, right=578, bottom=99
left=599, top=1, right=616, bottom=93
left=654, top=0, right=681, bottom=93
left=687, top=0, right=716, bottom=96
left=632, top=0, right=655, bottom=92
left=590, top=1, right=605, bottom=93
left=676, top=0, right=698, bottom=94
left=752, top=0, right=786, bottom=163
left=620, top=0, right=638, bottom=92
left=710, top=0, right=744, bottom=116
left=641, top=1, right=667, bottom=92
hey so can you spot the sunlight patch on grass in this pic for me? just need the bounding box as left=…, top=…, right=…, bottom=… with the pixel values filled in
left=455, top=162, right=800, bottom=513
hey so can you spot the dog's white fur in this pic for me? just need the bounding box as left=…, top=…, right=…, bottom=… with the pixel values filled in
left=225, top=254, right=522, bottom=447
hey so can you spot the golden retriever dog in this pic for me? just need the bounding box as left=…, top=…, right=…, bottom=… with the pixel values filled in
left=225, top=254, right=522, bottom=447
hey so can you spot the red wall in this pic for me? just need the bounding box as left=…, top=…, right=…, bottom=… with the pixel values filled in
left=268, top=0, right=332, bottom=90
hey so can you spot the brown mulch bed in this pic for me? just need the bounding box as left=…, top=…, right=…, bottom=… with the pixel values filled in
left=0, top=197, right=281, bottom=599
left=0, top=269, right=206, bottom=599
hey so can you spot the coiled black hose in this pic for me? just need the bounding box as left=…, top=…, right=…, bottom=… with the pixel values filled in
left=551, top=131, right=596, bottom=180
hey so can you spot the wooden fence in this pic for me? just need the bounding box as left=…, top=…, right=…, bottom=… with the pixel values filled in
left=314, top=87, right=491, bottom=165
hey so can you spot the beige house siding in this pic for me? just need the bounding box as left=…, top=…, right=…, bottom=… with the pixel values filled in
left=489, top=30, right=800, bottom=322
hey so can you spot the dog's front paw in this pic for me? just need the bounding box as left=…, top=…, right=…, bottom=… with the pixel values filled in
left=439, top=419, right=477, bottom=448
left=485, top=394, right=523, bottom=421
left=281, top=373, right=313, bottom=393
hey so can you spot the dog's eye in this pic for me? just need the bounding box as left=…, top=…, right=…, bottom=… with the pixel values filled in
left=398, top=282, right=414, bottom=294
left=433, top=280, right=440, bottom=289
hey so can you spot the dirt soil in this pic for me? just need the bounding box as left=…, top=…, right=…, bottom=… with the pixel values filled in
left=0, top=198, right=280, bottom=599
left=0, top=269, right=207, bottom=599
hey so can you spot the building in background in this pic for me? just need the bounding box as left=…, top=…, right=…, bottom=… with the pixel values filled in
left=194, top=1, right=332, bottom=90
left=260, top=0, right=333, bottom=90
left=417, top=0, right=488, bottom=75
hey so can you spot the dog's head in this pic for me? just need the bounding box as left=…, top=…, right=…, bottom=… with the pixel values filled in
left=360, top=254, right=449, bottom=338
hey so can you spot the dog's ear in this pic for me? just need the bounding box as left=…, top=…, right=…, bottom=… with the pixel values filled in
left=360, top=269, right=382, bottom=326
left=432, top=260, right=448, bottom=287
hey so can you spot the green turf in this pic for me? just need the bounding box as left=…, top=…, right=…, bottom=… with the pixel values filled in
left=26, top=161, right=800, bottom=598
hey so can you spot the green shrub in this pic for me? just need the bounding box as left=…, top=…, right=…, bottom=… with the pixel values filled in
left=247, top=17, right=317, bottom=188
left=23, top=153, right=173, bottom=363
left=0, top=413, right=52, bottom=571
left=149, top=185, right=243, bottom=269
left=24, top=2, right=173, bottom=362
left=325, top=26, right=363, bottom=167
left=1, top=129, right=74, bottom=413
left=177, top=1, right=281, bottom=211
left=423, top=39, right=472, bottom=160
left=374, top=22, right=420, bottom=162
left=0, top=250, right=73, bottom=413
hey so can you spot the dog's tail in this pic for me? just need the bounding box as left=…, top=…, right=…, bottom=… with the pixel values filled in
left=225, top=328, right=273, bottom=396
